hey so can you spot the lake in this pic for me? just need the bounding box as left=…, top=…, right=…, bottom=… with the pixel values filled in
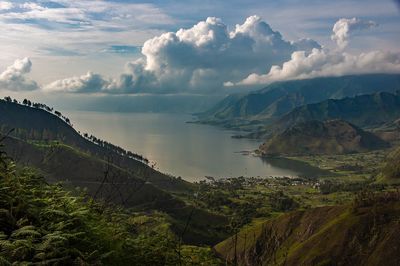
left=67, top=111, right=324, bottom=182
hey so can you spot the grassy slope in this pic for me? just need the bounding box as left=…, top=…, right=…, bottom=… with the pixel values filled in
left=215, top=192, right=400, bottom=266
left=214, top=146, right=400, bottom=265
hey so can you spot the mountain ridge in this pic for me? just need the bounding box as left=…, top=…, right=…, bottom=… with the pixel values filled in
left=197, top=74, right=400, bottom=130
left=258, top=91, right=400, bottom=139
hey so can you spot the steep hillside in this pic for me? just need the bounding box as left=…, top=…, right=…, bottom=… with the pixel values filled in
left=0, top=149, right=221, bottom=265
left=266, top=91, right=400, bottom=137
left=215, top=192, right=400, bottom=266
left=0, top=135, right=228, bottom=245
left=0, top=99, right=229, bottom=244
left=259, top=120, right=389, bottom=156
left=197, top=74, right=400, bottom=129
left=0, top=99, right=191, bottom=192
left=2, top=136, right=176, bottom=207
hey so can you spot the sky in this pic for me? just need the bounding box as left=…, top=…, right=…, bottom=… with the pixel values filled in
left=0, top=0, right=400, bottom=97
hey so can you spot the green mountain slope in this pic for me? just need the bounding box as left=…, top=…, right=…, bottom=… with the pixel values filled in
left=259, top=120, right=389, bottom=156
left=0, top=100, right=229, bottom=245
left=215, top=192, right=400, bottom=266
left=266, top=91, right=400, bottom=137
left=1, top=136, right=228, bottom=245
left=0, top=99, right=190, bottom=192
left=2, top=136, right=176, bottom=207
left=197, top=74, right=400, bottom=129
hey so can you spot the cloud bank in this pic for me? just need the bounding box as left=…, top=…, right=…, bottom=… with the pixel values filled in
left=0, top=58, right=39, bottom=91
left=3, top=16, right=400, bottom=93
left=234, top=49, right=400, bottom=86
left=229, top=17, right=400, bottom=87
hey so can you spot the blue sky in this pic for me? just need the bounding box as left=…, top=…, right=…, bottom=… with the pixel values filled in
left=0, top=0, right=399, bottom=95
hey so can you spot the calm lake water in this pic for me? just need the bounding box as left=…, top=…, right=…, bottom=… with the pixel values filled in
left=67, top=112, right=324, bottom=182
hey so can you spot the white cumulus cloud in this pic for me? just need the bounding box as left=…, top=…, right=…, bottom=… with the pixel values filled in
left=43, top=72, right=110, bottom=93
left=227, top=17, right=400, bottom=87
left=331, top=17, right=377, bottom=49
left=0, top=57, right=39, bottom=91
left=41, top=16, right=400, bottom=94
left=43, top=15, right=319, bottom=94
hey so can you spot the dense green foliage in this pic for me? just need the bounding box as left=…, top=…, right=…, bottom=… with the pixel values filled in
left=268, top=191, right=299, bottom=212
left=0, top=149, right=220, bottom=265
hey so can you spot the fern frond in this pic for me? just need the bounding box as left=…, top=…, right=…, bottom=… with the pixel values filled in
left=11, top=226, right=41, bottom=239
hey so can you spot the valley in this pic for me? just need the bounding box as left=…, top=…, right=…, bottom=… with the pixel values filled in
left=1, top=72, right=400, bottom=265
left=1, top=2, right=400, bottom=264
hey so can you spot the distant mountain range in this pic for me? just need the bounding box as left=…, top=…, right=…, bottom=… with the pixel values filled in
left=258, top=91, right=400, bottom=138
left=259, top=119, right=389, bottom=156
left=197, top=74, right=400, bottom=130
